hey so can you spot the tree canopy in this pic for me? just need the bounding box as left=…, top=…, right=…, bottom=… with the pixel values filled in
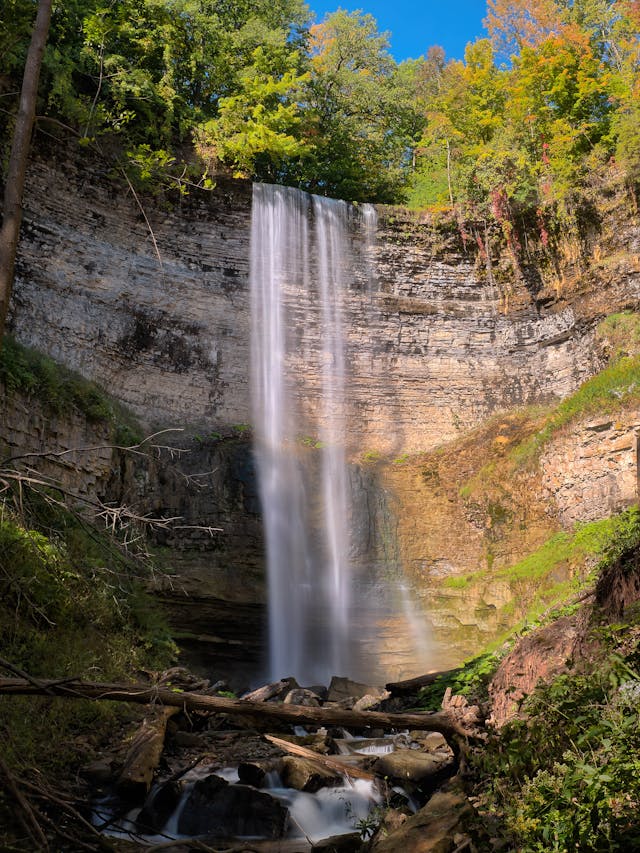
left=0, top=0, right=638, bottom=212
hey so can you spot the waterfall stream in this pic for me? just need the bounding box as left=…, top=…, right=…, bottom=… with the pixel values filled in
left=250, top=183, right=431, bottom=684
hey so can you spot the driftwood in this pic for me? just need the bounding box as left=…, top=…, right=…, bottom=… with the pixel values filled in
left=264, top=734, right=376, bottom=782
left=0, top=677, right=468, bottom=759
left=117, top=706, right=178, bottom=796
left=385, top=669, right=458, bottom=696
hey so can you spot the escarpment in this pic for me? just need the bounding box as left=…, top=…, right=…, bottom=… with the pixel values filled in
left=5, top=141, right=640, bottom=673
left=11, top=145, right=639, bottom=452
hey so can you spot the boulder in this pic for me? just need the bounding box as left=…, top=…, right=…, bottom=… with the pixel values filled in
left=280, top=756, right=342, bottom=793
left=369, top=751, right=453, bottom=791
left=137, top=781, right=182, bottom=833
left=312, top=832, right=363, bottom=852
left=327, top=677, right=387, bottom=704
left=369, top=784, right=477, bottom=853
left=238, top=758, right=282, bottom=788
left=177, top=774, right=288, bottom=838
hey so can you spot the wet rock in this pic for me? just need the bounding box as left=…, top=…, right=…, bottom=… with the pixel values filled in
left=238, top=758, right=282, bottom=788
left=312, top=832, right=363, bottom=852
left=370, top=784, right=477, bottom=853
left=137, top=781, right=182, bottom=833
left=327, top=677, right=387, bottom=704
left=280, top=756, right=342, bottom=793
left=284, top=688, right=322, bottom=707
left=368, top=751, right=453, bottom=791
left=177, top=774, right=289, bottom=838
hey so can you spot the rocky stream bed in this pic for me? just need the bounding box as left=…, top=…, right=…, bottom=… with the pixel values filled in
left=78, top=668, right=482, bottom=853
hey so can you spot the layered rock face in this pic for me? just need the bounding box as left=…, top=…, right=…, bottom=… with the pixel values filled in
left=0, top=381, right=266, bottom=686
left=9, top=146, right=618, bottom=452
left=7, top=144, right=640, bottom=673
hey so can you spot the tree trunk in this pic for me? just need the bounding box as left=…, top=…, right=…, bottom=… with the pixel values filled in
left=0, top=0, right=53, bottom=347
left=0, top=677, right=469, bottom=757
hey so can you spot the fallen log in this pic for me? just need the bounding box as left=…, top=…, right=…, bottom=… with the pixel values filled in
left=264, top=734, right=376, bottom=782
left=0, top=677, right=468, bottom=759
left=385, top=669, right=458, bottom=696
left=117, top=706, right=178, bottom=797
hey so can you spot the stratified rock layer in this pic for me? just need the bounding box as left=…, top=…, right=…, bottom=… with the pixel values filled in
left=11, top=144, right=633, bottom=452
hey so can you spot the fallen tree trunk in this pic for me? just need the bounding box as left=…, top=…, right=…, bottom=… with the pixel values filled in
left=264, top=734, right=376, bottom=782
left=386, top=669, right=457, bottom=696
left=0, top=677, right=468, bottom=757
left=117, top=707, right=178, bottom=796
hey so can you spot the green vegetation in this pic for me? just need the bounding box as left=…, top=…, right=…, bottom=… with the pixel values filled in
left=0, top=335, right=142, bottom=444
left=491, top=664, right=640, bottom=851
left=512, top=352, right=640, bottom=466
left=420, top=507, right=640, bottom=853
left=474, top=626, right=640, bottom=851
left=0, top=497, right=177, bottom=775
left=420, top=508, right=640, bottom=850
left=2, top=0, right=638, bottom=215
left=597, top=311, right=640, bottom=361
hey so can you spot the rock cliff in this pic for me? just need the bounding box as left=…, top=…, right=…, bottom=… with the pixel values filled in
left=5, top=141, right=640, bottom=674
left=11, top=145, right=637, bottom=452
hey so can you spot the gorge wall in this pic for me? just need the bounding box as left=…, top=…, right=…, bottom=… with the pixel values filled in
left=11, top=144, right=633, bottom=452
left=6, top=141, right=640, bottom=675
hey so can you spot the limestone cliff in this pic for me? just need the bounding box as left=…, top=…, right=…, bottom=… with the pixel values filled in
left=11, top=144, right=638, bottom=452
left=5, top=141, right=640, bottom=672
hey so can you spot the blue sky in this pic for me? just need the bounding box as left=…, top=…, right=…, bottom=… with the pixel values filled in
left=307, top=1, right=489, bottom=61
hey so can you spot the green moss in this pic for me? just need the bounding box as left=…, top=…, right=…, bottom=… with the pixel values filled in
left=0, top=336, right=142, bottom=443
left=512, top=354, right=640, bottom=466
left=597, top=311, right=640, bottom=360
left=497, top=508, right=640, bottom=586
left=442, top=575, right=474, bottom=590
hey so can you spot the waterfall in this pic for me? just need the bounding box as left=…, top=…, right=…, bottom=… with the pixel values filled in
left=250, top=183, right=432, bottom=685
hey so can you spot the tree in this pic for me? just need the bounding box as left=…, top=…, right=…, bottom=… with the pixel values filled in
left=0, top=0, right=53, bottom=348
left=298, top=9, right=421, bottom=202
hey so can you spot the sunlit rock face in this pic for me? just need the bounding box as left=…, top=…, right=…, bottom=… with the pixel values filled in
left=10, top=146, right=608, bottom=450
left=8, top=143, right=640, bottom=676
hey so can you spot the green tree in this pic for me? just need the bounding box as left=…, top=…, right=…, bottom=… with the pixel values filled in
left=299, top=9, right=422, bottom=202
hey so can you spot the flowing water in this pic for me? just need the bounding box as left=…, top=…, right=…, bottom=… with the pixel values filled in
left=250, top=183, right=432, bottom=684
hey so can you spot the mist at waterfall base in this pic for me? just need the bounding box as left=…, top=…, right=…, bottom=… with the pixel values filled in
left=250, top=183, right=433, bottom=686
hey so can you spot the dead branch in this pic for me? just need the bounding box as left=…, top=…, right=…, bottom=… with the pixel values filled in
left=0, top=427, right=188, bottom=467
left=0, top=677, right=469, bottom=760
left=0, top=755, right=49, bottom=850
left=264, top=734, right=375, bottom=782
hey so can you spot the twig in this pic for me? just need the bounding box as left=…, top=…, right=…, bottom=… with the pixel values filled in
left=121, top=168, right=165, bottom=278
left=21, top=778, right=117, bottom=847
left=0, top=755, right=49, bottom=850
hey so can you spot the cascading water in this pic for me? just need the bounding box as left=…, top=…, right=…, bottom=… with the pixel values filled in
left=250, top=183, right=431, bottom=684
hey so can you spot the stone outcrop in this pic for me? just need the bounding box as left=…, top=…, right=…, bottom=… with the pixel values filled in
left=540, top=413, right=640, bottom=526
left=0, top=381, right=267, bottom=686
left=11, top=143, right=639, bottom=453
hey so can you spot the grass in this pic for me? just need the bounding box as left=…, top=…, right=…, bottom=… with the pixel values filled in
left=0, top=335, right=142, bottom=444
left=511, top=352, right=640, bottom=467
